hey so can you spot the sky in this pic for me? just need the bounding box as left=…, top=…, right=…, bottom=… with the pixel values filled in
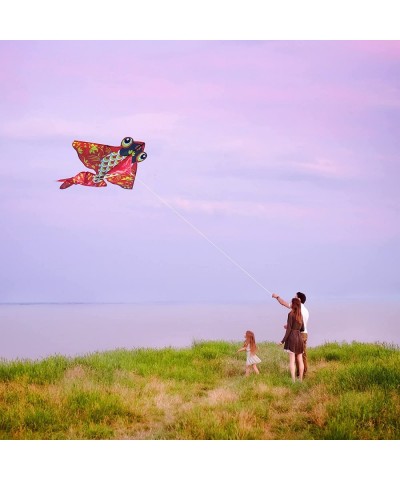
left=1, top=3, right=399, bottom=475
left=0, top=40, right=399, bottom=304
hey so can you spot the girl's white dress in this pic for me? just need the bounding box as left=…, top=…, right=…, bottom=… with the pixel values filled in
left=246, top=345, right=261, bottom=366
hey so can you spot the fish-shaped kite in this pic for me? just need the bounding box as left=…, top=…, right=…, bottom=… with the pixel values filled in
left=58, top=137, right=147, bottom=189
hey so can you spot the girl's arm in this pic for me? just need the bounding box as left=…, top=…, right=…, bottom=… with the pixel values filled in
left=237, top=347, right=246, bottom=353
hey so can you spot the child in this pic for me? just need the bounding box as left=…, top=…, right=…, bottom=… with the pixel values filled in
left=237, top=330, right=261, bottom=376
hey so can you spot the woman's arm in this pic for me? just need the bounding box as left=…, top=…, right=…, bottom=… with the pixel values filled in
left=237, top=347, right=246, bottom=353
left=272, top=293, right=291, bottom=309
left=281, top=314, right=293, bottom=344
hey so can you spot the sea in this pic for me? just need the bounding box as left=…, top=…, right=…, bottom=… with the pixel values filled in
left=0, top=299, right=399, bottom=360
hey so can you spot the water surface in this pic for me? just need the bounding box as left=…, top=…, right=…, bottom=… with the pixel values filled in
left=0, top=300, right=398, bottom=360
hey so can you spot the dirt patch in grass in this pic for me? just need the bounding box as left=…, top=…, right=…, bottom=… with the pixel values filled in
left=206, top=387, right=238, bottom=406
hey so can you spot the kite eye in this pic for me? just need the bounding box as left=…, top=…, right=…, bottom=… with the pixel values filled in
left=137, top=152, right=147, bottom=162
left=121, top=137, right=134, bottom=148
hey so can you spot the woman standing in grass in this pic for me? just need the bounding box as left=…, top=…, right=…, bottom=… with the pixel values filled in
left=237, top=330, right=261, bottom=376
left=279, top=297, right=305, bottom=382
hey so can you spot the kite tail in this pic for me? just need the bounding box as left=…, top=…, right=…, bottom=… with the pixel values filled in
left=58, top=172, right=107, bottom=189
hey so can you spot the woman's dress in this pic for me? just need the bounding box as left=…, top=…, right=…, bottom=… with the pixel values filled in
left=281, top=313, right=304, bottom=354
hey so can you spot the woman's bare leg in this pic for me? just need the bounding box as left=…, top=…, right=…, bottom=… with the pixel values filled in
left=289, top=352, right=296, bottom=382
left=296, top=354, right=304, bottom=381
left=252, top=364, right=260, bottom=374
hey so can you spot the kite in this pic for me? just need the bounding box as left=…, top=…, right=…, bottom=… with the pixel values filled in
left=58, top=137, right=147, bottom=189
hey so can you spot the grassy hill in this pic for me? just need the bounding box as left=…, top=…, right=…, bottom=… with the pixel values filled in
left=0, top=341, right=399, bottom=439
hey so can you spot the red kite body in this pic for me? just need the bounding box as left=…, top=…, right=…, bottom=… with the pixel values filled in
left=58, top=137, right=147, bottom=189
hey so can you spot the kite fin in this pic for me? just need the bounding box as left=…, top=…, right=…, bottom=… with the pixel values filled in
left=58, top=172, right=107, bottom=189
left=105, top=156, right=132, bottom=178
left=105, top=161, right=137, bottom=189
left=58, top=178, right=75, bottom=189
left=105, top=173, right=136, bottom=189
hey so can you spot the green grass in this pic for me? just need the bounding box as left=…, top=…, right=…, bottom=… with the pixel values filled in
left=0, top=341, right=398, bottom=439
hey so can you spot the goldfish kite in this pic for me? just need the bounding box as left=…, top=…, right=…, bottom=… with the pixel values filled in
left=58, top=137, right=147, bottom=189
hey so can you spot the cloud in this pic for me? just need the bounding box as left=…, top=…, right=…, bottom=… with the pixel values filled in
left=348, top=41, right=400, bottom=60
left=159, top=196, right=308, bottom=219
left=0, top=112, right=182, bottom=141
left=284, top=155, right=357, bottom=180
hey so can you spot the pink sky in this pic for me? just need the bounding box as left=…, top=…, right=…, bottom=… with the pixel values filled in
left=0, top=41, right=399, bottom=303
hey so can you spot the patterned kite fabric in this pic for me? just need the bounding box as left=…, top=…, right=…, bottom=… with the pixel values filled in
left=58, top=137, right=146, bottom=190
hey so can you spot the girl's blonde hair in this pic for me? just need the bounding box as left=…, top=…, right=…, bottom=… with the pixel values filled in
left=244, top=330, right=257, bottom=354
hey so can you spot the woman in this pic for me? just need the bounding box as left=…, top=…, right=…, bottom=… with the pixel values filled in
left=279, top=297, right=304, bottom=382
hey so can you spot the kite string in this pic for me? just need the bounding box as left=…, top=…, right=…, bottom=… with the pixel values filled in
left=137, top=178, right=273, bottom=296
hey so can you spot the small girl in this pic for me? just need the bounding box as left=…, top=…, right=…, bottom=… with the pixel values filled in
left=237, top=330, right=261, bottom=376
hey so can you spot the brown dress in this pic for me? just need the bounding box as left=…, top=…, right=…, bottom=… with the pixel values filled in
left=281, top=312, right=304, bottom=354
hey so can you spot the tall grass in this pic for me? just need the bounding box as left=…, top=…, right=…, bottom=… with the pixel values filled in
left=0, top=355, right=70, bottom=384
left=0, top=341, right=398, bottom=439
